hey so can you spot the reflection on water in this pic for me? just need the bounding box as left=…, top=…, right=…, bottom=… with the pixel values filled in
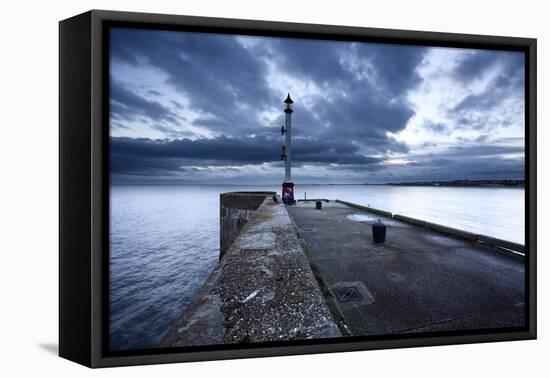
left=109, top=184, right=524, bottom=350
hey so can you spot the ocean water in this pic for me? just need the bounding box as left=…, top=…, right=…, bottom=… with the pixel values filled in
left=109, top=184, right=524, bottom=350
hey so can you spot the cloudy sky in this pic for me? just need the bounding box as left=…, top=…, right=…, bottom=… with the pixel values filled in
left=109, top=28, right=525, bottom=184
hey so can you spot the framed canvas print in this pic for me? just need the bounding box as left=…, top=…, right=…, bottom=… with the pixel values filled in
left=59, top=10, right=536, bottom=368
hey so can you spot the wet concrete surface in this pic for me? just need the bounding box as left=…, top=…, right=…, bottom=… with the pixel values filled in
left=287, top=201, right=525, bottom=336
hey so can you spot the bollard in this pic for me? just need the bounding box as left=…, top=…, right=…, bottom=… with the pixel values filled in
left=316, top=200, right=322, bottom=210
left=372, top=219, right=386, bottom=243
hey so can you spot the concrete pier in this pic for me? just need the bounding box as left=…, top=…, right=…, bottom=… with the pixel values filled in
left=162, top=193, right=341, bottom=347
left=287, top=201, right=525, bottom=335
left=163, top=195, right=524, bottom=347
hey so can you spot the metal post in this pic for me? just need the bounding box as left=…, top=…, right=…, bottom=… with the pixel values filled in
left=284, top=106, right=292, bottom=182
left=282, top=93, right=295, bottom=204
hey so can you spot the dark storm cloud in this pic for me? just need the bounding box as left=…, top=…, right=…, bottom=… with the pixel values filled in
left=110, top=136, right=381, bottom=177
left=110, top=135, right=523, bottom=183
left=449, top=50, right=524, bottom=131
left=388, top=143, right=525, bottom=182
left=454, top=50, right=524, bottom=83
left=435, top=144, right=523, bottom=159
left=110, top=79, right=179, bottom=124
left=453, top=51, right=497, bottom=81
left=147, top=89, right=162, bottom=96
left=111, top=29, right=425, bottom=150
left=452, top=60, right=524, bottom=114
left=387, top=159, right=524, bottom=182
left=109, top=28, right=524, bottom=183
left=311, top=95, right=414, bottom=141
left=354, top=43, right=427, bottom=95
left=111, top=136, right=278, bottom=169
left=270, top=38, right=347, bottom=84
left=111, top=29, right=278, bottom=135
left=264, top=40, right=426, bottom=154
left=271, top=40, right=425, bottom=96
left=372, top=159, right=523, bottom=184
left=304, top=141, right=524, bottom=183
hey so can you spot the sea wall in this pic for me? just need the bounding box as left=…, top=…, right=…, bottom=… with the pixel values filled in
left=219, top=192, right=275, bottom=260
left=335, top=199, right=525, bottom=254
left=162, top=193, right=340, bottom=347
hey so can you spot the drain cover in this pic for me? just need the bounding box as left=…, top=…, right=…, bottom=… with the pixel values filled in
left=333, top=286, right=363, bottom=303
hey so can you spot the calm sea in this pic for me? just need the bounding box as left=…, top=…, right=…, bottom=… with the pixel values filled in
left=109, top=184, right=524, bottom=350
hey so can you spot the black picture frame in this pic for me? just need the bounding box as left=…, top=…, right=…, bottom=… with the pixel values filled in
left=59, top=9, right=537, bottom=368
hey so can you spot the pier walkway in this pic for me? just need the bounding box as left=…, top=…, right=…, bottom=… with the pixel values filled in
left=163, top=193, right=525, bottom=348
left=287, top=201, right=525, bottom=336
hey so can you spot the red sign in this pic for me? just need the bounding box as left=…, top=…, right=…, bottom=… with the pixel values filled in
left=283, top=186, right=293, bottom=198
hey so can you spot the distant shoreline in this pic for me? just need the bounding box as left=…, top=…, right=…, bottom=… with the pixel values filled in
left=383, top=179, right=525, bottom=188
left=110, top=180, right=525, bottom=188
